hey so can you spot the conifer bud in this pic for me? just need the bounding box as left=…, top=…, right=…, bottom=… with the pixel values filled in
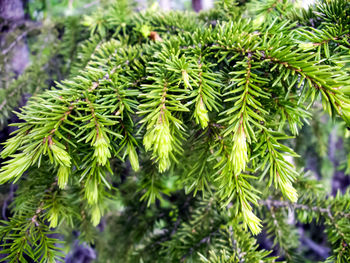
left=91, top=205, right=101, bottom=226
left=242, top=206, right=262, bottom=235
left=127, top=143, right=139, bottom=171
left=143, top=122, right=172, bottom=172
left=94, top=135, right=111, bottom=166
left=140, top=24, right=151, bottom=38
left=48, top=207, right=59, bottom=228
left=0, top=153, right=31, bottom=183
left=195, top=99, right=209, bottom=128
left=143, top=130, right=153, bottom=152
left=154, top=123, right=172, bottom=172
left=57, top=165, right=70, bottom=189
left=0, top=136, right=22, bottom=158
left=278, top=178, right=298, bottom=203
left=149, top=31, right=163, bottom=42
left=154, top=123, right=172, bottom=156
left=298, top=42, right=314, bottom=51
left=252, top=14, right=265, bottom=28
left=230, top=128, right=248, bottom=175
left=182, top=70, right=191, bottom=89
left=50, top=144, right=71, bottom=167
left=85, top=178, right=99, bottom=205
left=158, top=157, right=170, bottom=173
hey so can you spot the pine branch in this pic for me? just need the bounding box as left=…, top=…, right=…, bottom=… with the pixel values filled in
left=260, top=199, right=350, bottom=219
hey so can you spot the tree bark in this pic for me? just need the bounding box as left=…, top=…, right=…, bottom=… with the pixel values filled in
left=0, top=0, right=29, bottom=76
left=0, top=0, right=25, bottom=20
left=192, top=0, right=202, bottom=12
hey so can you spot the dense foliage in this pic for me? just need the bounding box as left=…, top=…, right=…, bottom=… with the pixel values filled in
left=0, top=0, right=350, bottom=262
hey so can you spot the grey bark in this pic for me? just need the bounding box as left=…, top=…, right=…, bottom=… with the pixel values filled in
left=0, top=0, right=25, bottom=20
left=192, top=0, right=202, bottom=12
left=0, top=0, right=30, bottom=75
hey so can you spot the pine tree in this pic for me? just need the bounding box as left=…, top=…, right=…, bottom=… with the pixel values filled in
left=0, top=0, right=350, bottom=262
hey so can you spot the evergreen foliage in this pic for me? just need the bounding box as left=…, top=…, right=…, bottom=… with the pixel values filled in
left=1, top=0, right=350, bottom=262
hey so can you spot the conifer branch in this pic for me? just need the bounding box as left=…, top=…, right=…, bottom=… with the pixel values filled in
left=1, top=0, right=350, bottom=261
